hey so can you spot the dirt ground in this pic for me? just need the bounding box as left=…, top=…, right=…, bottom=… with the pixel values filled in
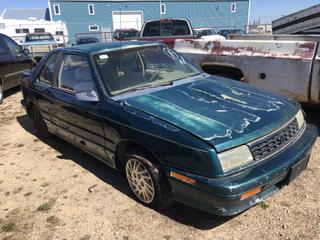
left=0, top=89, right=320, bottom=240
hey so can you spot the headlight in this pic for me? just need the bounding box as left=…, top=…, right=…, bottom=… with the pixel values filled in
left=296, top=109, right=305, bottom=129
left=218, top=145, right=254, bottom=173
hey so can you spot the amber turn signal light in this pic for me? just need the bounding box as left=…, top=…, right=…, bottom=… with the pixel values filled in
left=170, top=171, right=196, bottom=185
left=240, top=187, right=262, bottom=200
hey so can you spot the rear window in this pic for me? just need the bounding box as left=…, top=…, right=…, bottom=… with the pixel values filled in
left=120, top=31, right=139, bottom=39
left=143, top=20, right=191, bottom=37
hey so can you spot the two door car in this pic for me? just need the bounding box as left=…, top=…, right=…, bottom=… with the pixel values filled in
left=21, top=41, right=317, bottom=216
left=0, top=33, right=35, bottom=104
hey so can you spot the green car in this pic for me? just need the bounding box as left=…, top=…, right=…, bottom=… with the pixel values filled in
left=21, top=41, right=317, bottom=216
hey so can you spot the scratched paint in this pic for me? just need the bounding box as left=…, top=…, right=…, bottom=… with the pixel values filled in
left=175, top=39, right=316, bottom=60
left=124, top=76, right=298, bottom=151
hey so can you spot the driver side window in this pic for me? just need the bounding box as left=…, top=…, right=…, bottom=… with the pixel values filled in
left=57, top=54, right=94, bottom=92
left=39, top=53, right=59, bottom=85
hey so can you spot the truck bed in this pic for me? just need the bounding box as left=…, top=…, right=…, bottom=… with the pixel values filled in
left=174, top=39, right=320, bottom=103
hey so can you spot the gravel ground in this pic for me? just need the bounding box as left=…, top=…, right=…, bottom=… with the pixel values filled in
left=0, top=89, right=320, bottom=240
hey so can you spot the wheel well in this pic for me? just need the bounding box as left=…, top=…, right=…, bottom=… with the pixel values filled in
left=115, top=140, right=173, bottom=199
left=201, top=63, right=245, bottom=81
left=115, top=140, right=160, bottom=170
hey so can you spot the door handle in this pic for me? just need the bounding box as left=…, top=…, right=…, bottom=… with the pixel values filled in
left=80, top=140, right=86, bottom=146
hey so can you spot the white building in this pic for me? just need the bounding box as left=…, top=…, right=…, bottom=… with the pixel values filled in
left=0, top=8, right=68, bottom=45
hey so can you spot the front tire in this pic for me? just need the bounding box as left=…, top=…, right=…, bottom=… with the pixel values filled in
left=125, top=153, right=173, bottom=209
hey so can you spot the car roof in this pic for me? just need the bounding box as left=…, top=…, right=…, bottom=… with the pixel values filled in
left=63, top=41, right=162, bottom=55
left=145, top=18, right=189, bottom=23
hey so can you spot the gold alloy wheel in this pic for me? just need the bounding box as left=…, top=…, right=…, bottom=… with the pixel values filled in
left=126, top=158, right=155, bottom=204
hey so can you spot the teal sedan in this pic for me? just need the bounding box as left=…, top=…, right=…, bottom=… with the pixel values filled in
left=21, top=42, right=317, bottom=216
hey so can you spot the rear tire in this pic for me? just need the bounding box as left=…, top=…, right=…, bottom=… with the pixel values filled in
left=124, top=152, right=173, bottom=210
left=31, top=105, right=51, bottom=139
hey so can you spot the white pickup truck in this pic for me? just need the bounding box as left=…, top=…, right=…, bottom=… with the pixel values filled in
left=174, top=35, right=320, bottom=104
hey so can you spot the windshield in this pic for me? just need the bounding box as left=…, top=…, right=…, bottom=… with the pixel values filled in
left=77, top=38, right=99, bottom=45
left=26, top=33, right=54, bottom=42
left=95, top=45, right=200, bottom=96
left=120, top=31, right=139, bottom=39
left=195, top=28, right=217, bottom=37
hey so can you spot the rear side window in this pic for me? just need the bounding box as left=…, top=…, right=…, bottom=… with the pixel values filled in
left=172, top=20, right=191, bottom=35
left=2, top=36, right=20, bottom=55
left=143, top=21, right=160, bottom=36
left=142, top=20, right=190, bottom=37
left=58, top=54, right=93, bottom=92
left=0, top=40, right=7, bottom=54
left=39, top=53, right=59, bottom=85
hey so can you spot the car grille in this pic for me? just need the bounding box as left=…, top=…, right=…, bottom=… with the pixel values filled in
left=248, top=119, right=301, bottom=161
left=30, top=45, right=52, bottom=54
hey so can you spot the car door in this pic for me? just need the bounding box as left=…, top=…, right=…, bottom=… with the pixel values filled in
left=33, top=52, right=60, bottom=131
left=49, top=53, right=109, bottom=164
left=0, top=38, right=11, bottom=91
left=1, top=35, right=34, bottom=90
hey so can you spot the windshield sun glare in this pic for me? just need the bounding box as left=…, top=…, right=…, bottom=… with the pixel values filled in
left=95, top=45, right=200, bottom=96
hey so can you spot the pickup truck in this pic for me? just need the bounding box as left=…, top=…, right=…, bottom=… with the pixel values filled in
left=174, top=36, right=320, bottom=104
left=137, top=18, right=195, bottom=47
left=23, top=33, right=58, bottom=61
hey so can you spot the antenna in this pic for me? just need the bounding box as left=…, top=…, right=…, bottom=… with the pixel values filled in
left=159, top=0, right=162, bottom=19
left=119, top=7, right=123, bottom=100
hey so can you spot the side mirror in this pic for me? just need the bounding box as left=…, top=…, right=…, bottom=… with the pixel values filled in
left=74, top=81, right=99, bottom=102
left=23, top=48, right=30, bottom=55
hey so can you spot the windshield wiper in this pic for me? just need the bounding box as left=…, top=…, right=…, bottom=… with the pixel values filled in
left=121, top=81, right=174, bottom=95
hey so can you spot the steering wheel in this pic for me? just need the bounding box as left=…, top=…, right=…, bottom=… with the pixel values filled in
left=149, top=69, right=167, bottom=82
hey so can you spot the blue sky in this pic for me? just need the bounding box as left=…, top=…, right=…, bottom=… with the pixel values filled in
left=0, top=0, right=319, bottom=23
left=250, top=0, right=320, bottom=23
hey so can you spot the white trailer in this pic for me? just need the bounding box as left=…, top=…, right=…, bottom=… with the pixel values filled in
left=0, top=18, right=68, bottom=46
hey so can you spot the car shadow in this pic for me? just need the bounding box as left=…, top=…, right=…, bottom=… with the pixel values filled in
left=302, top=105, right=320, bottom=135
left=3, top=86, right=20, bottom=99
left=16, top=114, right=233, bottom=230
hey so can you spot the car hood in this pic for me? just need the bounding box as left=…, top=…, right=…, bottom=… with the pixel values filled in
left=124, top=76, right=300, bottom=152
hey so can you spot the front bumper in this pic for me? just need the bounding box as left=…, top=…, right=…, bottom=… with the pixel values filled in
left=164, top=124, right=317, bottom=216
